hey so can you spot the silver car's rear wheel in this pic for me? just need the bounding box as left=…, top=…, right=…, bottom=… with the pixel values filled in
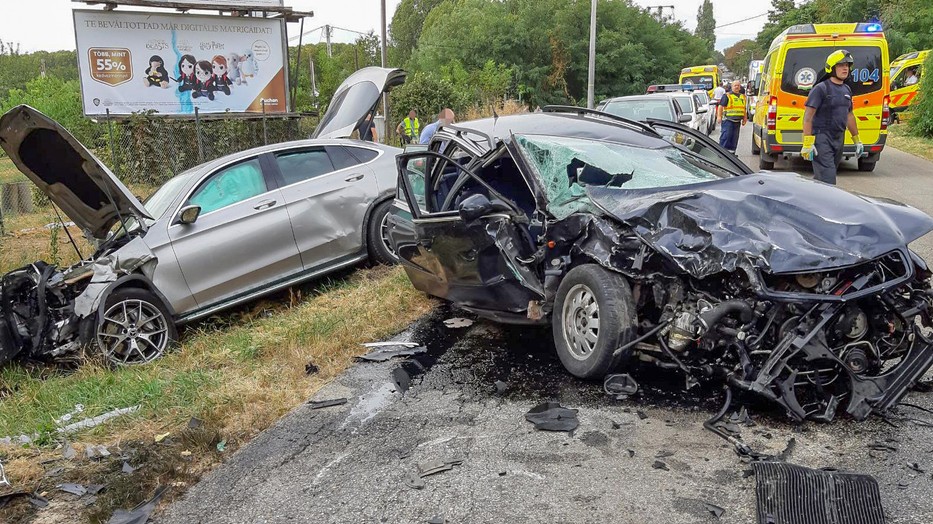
left=367, top=200, right=399, bottom=265
left=380, top=210, right=397, bottom=259
left=97, top=289, right=176, bottom=365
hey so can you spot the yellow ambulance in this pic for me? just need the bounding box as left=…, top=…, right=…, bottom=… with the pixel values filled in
left=679, top=65, right=720, bottom=96
left=752, top=23, right=890, bottom=172
left=889, top=49, right=928, bottom=120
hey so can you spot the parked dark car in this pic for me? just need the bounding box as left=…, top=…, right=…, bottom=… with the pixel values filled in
left=387, top=106, right=933, bottom=422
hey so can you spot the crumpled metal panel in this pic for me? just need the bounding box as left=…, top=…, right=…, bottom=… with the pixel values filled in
left=73, top=237, right=157, bottom=318
left=587, top=172, right=933, bottom=278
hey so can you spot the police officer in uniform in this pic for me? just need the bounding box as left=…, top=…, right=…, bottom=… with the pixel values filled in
left=396, top=110, right=420, bottom=145
left=717, top=80, right=747, bottom=154
left=801, top=50, right=863, bottom=185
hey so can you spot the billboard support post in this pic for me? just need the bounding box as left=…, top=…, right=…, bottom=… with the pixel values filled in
left=106, top=108, right=119, bottom=176
left=194, top=107, right=204, bottom=163
left=261, top=100, right=268, bottom=145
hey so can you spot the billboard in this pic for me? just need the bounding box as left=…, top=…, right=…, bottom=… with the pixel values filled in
left=73, top=10, right=289, bottom=116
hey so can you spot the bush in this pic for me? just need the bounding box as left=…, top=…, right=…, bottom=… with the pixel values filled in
left=907, top=53, right=933, bottom=138
left=389, top=71, right=473, bottom=130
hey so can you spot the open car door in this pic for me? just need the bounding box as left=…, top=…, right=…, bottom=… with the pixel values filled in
left=646, top=118, right=754, bottom=176
left=389, top=148, right=544, bottom=320
left=311, top=67, right=406, bottom=139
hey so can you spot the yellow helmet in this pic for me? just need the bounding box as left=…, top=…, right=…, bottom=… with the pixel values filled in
left=825, top=49, right=855, bottom=74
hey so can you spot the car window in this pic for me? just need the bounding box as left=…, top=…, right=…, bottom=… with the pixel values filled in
left=187, top=158, right=268, bottom=214
left=400, top=156, right=429, bottom=214
left=274, top=148, right=335, bottom=186
left=674, top=96, right=694, bottom=114
left=515, top=135, right=730, bottom=218
left=603, top=99, right=674, bottom=122
left=891, top=64, right=922, bottom=90
left=345, top=146, right=379, bottom=164
left=781, top=45, right=884, bottom=97
left=681, top=75, right=714, bottom=89
left=325, top=146, right=360, bottom=171
left=143, top=170, right=198, bottom=221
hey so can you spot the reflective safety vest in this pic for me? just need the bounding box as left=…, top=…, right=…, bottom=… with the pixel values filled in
left=403, top=117, right=420, bottom=137
left=723, top=93, right=746, bottom=119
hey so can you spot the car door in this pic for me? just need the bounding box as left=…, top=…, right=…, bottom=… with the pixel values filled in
left=267, top=145, right=378, bottom=269
left=391, top=148, right=542, bottom=314
left=168, top=155, right=302, bottom=308
left=646, top=118, right=754, bottom=176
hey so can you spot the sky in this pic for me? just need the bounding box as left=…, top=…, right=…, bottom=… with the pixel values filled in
left=1, top=0, right=770, bottom=53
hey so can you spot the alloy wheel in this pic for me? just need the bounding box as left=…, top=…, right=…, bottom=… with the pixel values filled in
left=561, top=284, right=600, bottom=361
left=97, top=298, right=170, bottom=365
left=379, top=211, right=398, bottom=260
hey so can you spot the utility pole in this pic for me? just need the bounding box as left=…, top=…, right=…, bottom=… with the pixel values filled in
left=586, top=0, right=596, bottom=109
left=310, top=56, right=318, bottom=108
left=325, top=25, right=332, bottom=58
left=380, top=0, right=389, bottom=143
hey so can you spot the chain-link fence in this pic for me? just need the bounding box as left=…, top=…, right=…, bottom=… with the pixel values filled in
left=0, top=112, right=318, bottom=235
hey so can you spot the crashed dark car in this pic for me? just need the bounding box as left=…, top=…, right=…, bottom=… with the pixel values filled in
left=387, top=106, right=933, bottom=422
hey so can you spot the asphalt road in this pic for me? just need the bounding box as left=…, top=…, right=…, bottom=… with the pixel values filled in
left=158, top=133, right=933, bottom=524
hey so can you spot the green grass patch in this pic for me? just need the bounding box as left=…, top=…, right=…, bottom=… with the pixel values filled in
left=887, top=125, right=933, bottom=163
left=0, top=156, right=26, bottom=184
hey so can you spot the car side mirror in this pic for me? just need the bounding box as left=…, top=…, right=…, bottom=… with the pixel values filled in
left=696, top=106, right=708, bottom=114
left=457, top=194, right=511, bottom=222
left=178, top=205, right=201, bottom=224
left=678, top=114, right=692, bottom=123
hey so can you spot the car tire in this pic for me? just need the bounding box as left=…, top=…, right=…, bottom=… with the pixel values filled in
left=552, top=265, right=636, bottom=379
left=857, top=158, right=877, bottom=172
left=751, top=133, right=761, bottom=155
left=96, top=288, right=177, bottom=366
left=759, top=144, right=775, bottom=169
left=367, top=200, right=399, bottom=265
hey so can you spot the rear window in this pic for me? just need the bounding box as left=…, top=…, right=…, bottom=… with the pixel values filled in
left=602, top=99, right=674, bottom=122
left=781, top=46, right=884, bottom=97
left=674, top=96, right=695, bottom=113
left=681, top=75, right=714, bottom=88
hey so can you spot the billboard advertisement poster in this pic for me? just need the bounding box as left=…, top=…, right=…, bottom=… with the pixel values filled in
left=74, top=10, right=289, bottom=116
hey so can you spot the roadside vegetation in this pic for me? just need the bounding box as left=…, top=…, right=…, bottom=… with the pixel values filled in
left=0, top=265, right=434, bottom=521
left=887, top=124, right=933, bottom=163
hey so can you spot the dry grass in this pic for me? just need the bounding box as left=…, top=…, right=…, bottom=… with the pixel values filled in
left=462, top=99, right=530, bottom=121
left=887, top=125, right=933, bottom=163
left=0, top=156, right=25, bottom=184
left=0, top=265, right=436, bottom=522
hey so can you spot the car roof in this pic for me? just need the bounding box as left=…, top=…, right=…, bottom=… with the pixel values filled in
left=437, top=112, right=670, bottom=150
left=604, top=95, right=675, bottom=103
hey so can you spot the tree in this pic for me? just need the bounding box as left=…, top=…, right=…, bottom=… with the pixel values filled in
left=389, top=0, right=447, bottom=66
left=695, top=0, right=716, bottom=54
left=723, top=39, right=762, bottom=78
left=908, top=53, right=933, bottom=138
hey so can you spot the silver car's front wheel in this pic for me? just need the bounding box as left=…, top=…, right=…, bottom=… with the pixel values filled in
left=97, top=289, right=176, bottom=365
left=562, top=284, right=600, bottom=361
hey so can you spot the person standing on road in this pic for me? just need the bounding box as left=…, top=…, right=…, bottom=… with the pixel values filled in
left=419, top=108, right=455, bottom=144
left=396, top=110, right=420, bottom=145
left=717, top=80, right=747, bottom=154
left=710, top=82, right=726, bottom=130
left=801, top=50, right=863, bottom=185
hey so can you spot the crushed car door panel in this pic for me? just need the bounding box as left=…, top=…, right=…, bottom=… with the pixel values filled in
left=392, top=150, right=542, bottom=314
left=168, top=156, right=302, bottom=308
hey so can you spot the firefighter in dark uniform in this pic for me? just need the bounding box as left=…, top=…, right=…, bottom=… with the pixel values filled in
left=801, top=50, right=864, bottom=185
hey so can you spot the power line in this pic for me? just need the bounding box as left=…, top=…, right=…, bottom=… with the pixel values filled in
left=715, top=12, right=769, bottom=30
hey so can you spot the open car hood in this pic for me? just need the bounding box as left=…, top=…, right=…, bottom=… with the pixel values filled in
left=0, top=105, right=150, bottom=240
left=311, top=67, right=407, bottom=139
left=587, top=172, right=933, bottom=277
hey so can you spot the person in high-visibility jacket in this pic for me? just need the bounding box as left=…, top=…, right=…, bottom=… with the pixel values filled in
left=717, top=80, right=747, bottom=154
left=395, top=110, right=420, bottom=144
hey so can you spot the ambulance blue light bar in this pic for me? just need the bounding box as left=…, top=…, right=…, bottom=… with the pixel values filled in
left=856, top=22, right=883, bottom=32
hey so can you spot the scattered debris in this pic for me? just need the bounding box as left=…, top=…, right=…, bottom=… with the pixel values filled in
left=868, top=440, right=898, bottom=453
left=87, top=484, right=105, bottom=495
left=655, top=450, right=675, bottom=459
left=498, top=470, right=507, bottom=476
left=774, top=438, right=796, bottom=462
left=216, top=440, right=227, bottom=452
left=86, top=444, right=111, bottom=459
left=187, top=417, right=203, bottom=429
left=180, top=450, right=192, bottom=457
left=704, top=502, right=725, bottom=519
left=57, top=483, right=88, bottom=497
left=405, top=472, right=425, bottom=490
left=907, top=462, right=925, bottom=474
left=418, top=459, right=464, bottom=478
left=29, top=493, right=49, bottom=508
left=357, top=345, right=427, bottom=362
left=652, top=460, right=669, bottom=471
left=525, top=402, right=579, bottom=432
left=58, top=406, right=139, bottom=434
left=636, top=410, right=648, bottom=420
left=361, top=341, right=421, bottom=349
left=0, top=491, right=26, bottom=509
left=603, top=373, right=638, bottom=399
left=121, top=462, right=136, bottom=474
left=393, top=367, right=412, bottom=393
left=754, top=462, right=885, bottom=524
left=305, top=362, right=319, bottom=375
left=729, top=407, right=755, bottom=427
left=611, top=420, right=622, bottom=430
left=62, top=443, right=77, bottom=460
left=491, top=380, right=508, bottom=395
left=44, top=467, right=65, bottom=478
left=308, top=398, right=349, bottom=410
left=443, top=317, right=474, bottom=328
left=898, top=480, right=911, bottom=490
left=626, top=449, right=635, bottom=458
left=107, top=486, right=167, bottom=524
left=427, top=515, right=446, bottom=524
left=54, top=404, right=85, bottom=425
left=0, top=458, right=8, bottom=486
left=154, top=432, right=171, bottom=443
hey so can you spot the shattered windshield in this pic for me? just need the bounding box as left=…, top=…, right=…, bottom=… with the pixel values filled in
left=515, top=135, right=728, bottom=218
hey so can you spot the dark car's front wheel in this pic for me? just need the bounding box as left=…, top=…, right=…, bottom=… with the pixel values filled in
left=553, top=265, right=636, bottom=379
left=367, top=200, right=399, bottom=265
left=96, top=288, right=177, bottom=365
